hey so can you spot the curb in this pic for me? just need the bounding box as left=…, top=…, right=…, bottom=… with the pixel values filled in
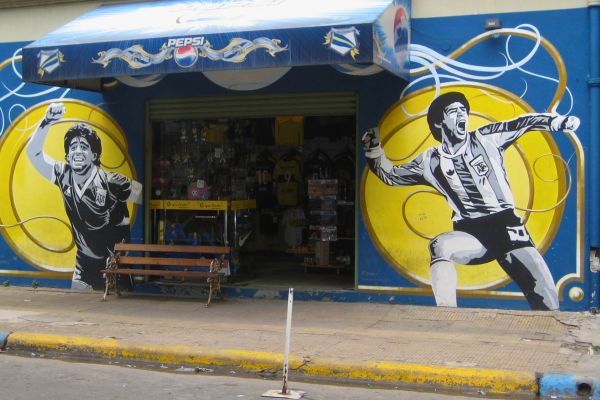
left=539, top=373, right=600, bottom=399
left=0, top=330, right=9, bottom=350
left=3, top=330, right=538, bottom=396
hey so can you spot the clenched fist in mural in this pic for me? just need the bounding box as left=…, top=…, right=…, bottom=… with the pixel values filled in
left=551, top=115, right=580, bottom=132
left=362, top=127, right=381, bottom=152
left=40, top=102, right=66, bottom=126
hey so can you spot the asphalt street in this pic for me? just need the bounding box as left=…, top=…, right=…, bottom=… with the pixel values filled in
left=0, top=354, right=483, bottom=400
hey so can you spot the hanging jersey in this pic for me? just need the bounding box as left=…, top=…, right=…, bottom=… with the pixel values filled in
left=281, top=207, right=306, bottom=247
left=275, top=116, right=304, bottom=145
left=274, top=156, right=302, bottom=206
left=259, top=208, right=279, bottom=235
left=255, top=153, right=276, bottom=208
left=332, top=150, right=355, bottom=201
left=332, top=150, right=355, bottom=182
left=366, top=114, right=556, bottom=221
left=305, top=149, right=332, bottom=180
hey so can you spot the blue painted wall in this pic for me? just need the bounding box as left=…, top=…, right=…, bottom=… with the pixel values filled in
left=355, top=8, right=591, bottom=310
left=0, top=42, right=105, bottom=288
left=0, top=6, right=595, bottom=311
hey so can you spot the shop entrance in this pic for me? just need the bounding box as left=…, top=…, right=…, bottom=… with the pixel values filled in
left=146, top=93, right=357, bottom=291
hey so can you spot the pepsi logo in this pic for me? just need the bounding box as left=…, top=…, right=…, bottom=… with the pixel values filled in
left=174, top=45, right=199, bottom=68
left=394, top=6, right=409, bottom=52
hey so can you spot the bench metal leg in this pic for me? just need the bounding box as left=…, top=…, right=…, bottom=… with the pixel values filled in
left=205, top=276, right=224, bottom=307
left=205, top=283, right=213, bottom=308
left=103, top=272, right=116, bottom=301
left=103, top=279, right=109, bottom=301
left=103, top=255, right=119, bottom=301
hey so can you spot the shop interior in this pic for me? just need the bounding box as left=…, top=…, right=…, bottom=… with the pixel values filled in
left=149, top=113, right=356, bottom=290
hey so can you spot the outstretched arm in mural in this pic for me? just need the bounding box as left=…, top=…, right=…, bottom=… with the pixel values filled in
left=26, top=102, right=65, bottom=181
left=362, top=91, right=579, bottom=310
left=476, top=113, right=580, bottom=148
left=362, top=127, right=430, bottom=187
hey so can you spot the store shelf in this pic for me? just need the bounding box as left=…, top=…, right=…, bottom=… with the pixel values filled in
left=231, top=199, right=257, bottom=211
left=286, top=248, right=313, bottom=255
left=301, top=263, right=346, bottom=274
left=150, top=199, right=255, bottom=211
left=301, top=263, right=344, bottom=268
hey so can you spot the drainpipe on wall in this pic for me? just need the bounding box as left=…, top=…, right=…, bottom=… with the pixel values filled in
left=590, top=250, right=599, bottom=313
left=588, top=0, right=600, bottom=311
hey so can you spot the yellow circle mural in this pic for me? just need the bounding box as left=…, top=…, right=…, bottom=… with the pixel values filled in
left=361, top=83, right=567, bottom=290
left=0, top=99, right=137, bottom=272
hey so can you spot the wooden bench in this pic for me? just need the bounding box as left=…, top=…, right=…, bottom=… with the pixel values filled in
left=101, top=243, right=230, bottom=307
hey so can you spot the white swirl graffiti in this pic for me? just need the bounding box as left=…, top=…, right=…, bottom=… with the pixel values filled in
left=401, top=24, right=574, bottom=117
left=505, top=24, right=574, bottom=115
left=0, top=48, right=70, bottom=137
left=92, top=37, right=289, bottom=70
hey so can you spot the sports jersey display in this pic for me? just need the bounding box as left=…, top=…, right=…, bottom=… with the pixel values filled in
left=304, top=149, right=332, bottom=180
left=275, top=116, right=304, bottom=146
left=274, top=153, right=302, bottom=206
left=255, top=151, right=276, bottom=208
left=281, top=207, right=306, bottom=247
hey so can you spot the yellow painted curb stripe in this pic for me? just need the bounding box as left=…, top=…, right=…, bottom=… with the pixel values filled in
left=8, top=332, right=538, bottom=394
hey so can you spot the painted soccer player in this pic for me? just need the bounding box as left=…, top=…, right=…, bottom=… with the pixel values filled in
left=27, top=103, right=142, bottom=290
left=363, top=91, right=580, bottom=310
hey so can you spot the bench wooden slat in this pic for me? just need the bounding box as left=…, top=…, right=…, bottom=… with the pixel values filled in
left=114, top=243, right=231, bottom=255
left=101, top=268, right=222, bottom=277
left=116, top=255, right=229, bottom=267
left=116, top=255, right=215, bottom=268
left=103, top=242, right=229, bottom=307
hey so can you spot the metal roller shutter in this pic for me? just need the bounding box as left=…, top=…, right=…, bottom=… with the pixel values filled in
left=147, top=92, right=357, bottom=120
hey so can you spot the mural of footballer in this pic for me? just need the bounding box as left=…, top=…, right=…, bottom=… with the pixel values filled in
left=27, top=103, right=143, bottom=291
left=362, top=91, right=580, bottom=310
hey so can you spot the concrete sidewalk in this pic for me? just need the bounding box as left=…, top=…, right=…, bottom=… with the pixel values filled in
left=0, top=286, right=599, bottom=397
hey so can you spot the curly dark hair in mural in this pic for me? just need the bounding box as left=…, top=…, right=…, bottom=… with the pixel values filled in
left=27, top=103, right=143, bottom=291
left=63, top=123, right=102, bottom=166
left=363, top=91, right=580, bottom=310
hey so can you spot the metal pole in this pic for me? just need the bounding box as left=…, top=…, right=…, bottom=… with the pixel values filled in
left=588, top=0, right=600, bottom=311
left=261, top=288, right=303, bottom=399
left=282, top=288, right=294, bottom=395
left=589, top=0, right=600, bottom=246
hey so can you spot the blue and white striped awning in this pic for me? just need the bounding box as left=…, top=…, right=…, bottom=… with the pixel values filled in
left=22, top=0, right=410, bottom=90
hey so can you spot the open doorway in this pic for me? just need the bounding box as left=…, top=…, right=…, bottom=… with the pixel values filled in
left=149, top=110, right=356, bottom=291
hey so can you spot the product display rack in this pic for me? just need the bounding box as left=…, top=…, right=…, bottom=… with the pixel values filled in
left=304, top=179, right=345, bottom=274
left=148, top=119, right=257, bottom=276
left=146, top=115, right=356, bottom=281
